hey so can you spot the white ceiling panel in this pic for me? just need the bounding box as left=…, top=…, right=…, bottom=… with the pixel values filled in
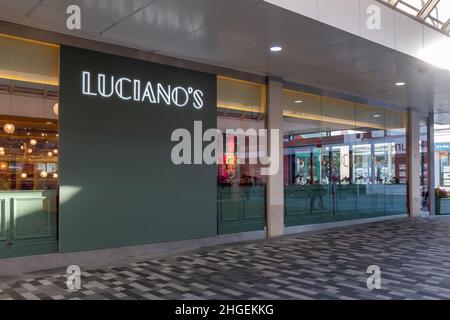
left=0, top=0, right=449, bottom=114
left=29, top=4, right=112, bottom=34
left=318, top=0, right=360, bottom=35
left=0, top=0, right=40, bottom=18
left=102, top=0, right=261, bottom=51
left=42, top=0, right=154, bottom=24
left=394, top=11, right=424, bottom=58
left=359, top=0, right=395, bottom=49
left=154, top=2, right=356, bottom=71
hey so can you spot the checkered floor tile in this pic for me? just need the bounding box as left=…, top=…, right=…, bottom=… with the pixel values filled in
left=2, top=217, right=450, bottom=300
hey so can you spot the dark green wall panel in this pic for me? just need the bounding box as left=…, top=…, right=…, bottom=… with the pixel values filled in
left=59, top=46, right=217, bottom=252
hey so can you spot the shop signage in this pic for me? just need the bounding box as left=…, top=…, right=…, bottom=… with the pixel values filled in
left=81, top=71, right=205, bottom=109
left=59, top=46, right=216, bottom=253
left=436, top=143, right=450, bottom=151
left=395, top=143, right=406, bottom=154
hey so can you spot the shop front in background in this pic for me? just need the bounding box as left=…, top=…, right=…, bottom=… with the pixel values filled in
left=0, top=35, right=59, bottom=258
left=217, top=77, right=266, bottom=234
left=283, top=90, right=408, bottom=226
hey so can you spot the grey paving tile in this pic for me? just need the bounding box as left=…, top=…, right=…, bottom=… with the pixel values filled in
left=3, top=217, right=450, bottom=299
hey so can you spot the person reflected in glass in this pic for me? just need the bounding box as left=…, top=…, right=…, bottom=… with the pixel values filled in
left=311, top=178, right=325, bottom=210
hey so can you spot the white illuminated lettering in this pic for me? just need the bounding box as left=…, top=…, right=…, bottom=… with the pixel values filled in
left=115, top=77, right=132, bottom=100
left=82, top=71, right=97, bottom=96
left=193, top=90, right=204, bottom=109
left=172, top=87, right=189, bottom=107
left=133, top=79, right=141, bottom=101
left=142, top=81, right=156, bottom=103
left=98, top=74, right=114, bottom=97
left=80, top=71, right=205, bottom=109
left=157, top=83, right=171, bottom=105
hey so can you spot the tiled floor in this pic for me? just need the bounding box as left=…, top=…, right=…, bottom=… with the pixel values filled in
left=2, top=216, right=450, bottom=300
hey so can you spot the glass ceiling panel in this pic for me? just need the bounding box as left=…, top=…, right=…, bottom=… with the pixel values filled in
left=397, top=2, right=420, bottom=15
left=433, top=0, right=450, bottom=24
left=380, top=0, right=450, bottom=34
left=404, top=0, right=426, bottom=10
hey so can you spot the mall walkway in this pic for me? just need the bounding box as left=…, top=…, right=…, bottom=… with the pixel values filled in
left=2, top=217, right=450, bottom=300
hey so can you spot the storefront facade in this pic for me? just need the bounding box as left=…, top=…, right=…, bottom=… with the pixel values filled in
left=0, top=31, right=426, bottom=263
left=283, top=90, right=408, bottom=225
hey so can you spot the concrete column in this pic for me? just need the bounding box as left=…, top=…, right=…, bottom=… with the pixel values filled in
left=266, top=77, right=284, bottom=238
left=407, top=110, right=421, bottom=217
left=428, top=112, right=435, bottom=215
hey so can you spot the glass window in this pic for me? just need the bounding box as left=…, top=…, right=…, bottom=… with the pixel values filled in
left=217, top=76, right=266, bottom=113
left=217, top=76, right=266, bottom=234
left=382, top=0, right=450, bottom=34
left=434, top=123, right=450, bottom=192
left=384, top=109, right=408, bottom=215
left=433, top=0, right=450, bottom=25
left=419, top=117, right=429, bottom=211
left=0, top=35, right=59, bottom=259
left=283, top=88, right=408, bottom=226
left=0, top=34, right=59, bottom=85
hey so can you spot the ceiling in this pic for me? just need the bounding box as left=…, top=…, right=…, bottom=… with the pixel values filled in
left=1, top=0, right=450, bottom=119
left=379, top=0, right=450, bottom=34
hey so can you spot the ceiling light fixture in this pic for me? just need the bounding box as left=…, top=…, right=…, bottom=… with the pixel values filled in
left=373, top=114, right=381, bottom=118
left=295, top=100, right=303, bottom=104
left=270, top=46, right=283, bottom=52
left=3, top=123, right=15, bottom=134
left=53, top=102, right=58, bottom=116
left=395, top=82, right=406, bottom=86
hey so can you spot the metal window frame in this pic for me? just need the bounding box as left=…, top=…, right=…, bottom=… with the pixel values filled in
left=378, top=0, right=450, bottom=34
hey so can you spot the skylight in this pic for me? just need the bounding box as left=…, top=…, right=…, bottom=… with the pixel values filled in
left=380, top=0, right=450, bottom=34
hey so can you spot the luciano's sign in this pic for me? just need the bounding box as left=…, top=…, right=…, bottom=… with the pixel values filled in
left=60, top=46, right=217, bottom=252
left=81, top=71, right=205, bottom=109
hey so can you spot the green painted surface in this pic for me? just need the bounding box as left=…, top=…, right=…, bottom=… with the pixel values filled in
left=218, top=186, right=265, bottom=234
left=285, top=184, right=407, bottom=226
left=59, top=46, right=217, bottom=253
left=0, top=191, right=58, bottom=259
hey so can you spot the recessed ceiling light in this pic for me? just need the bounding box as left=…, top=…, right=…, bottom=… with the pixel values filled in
left=270, top=46, right=283, bottom=52
left=373, top=114, right=381, bottom=118
left=295, top=100, right=303, bottom=104
left=395, top=82, right=406, bottom=86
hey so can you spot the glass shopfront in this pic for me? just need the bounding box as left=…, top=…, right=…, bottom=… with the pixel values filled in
left=0, top=33, right=420, bottom=260
left=283, top=89, right=408, bottom=226
left=420, top=118, right=429, bottom=211
left=216, top=77, right=266, bottom=234
left=434, top=126, right=450, bottom=191
left=0, top=35, right=59, bottom=258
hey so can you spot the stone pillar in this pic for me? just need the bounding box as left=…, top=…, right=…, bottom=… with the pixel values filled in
left=407, top=110, right=421, bottom=217
left=427, top=112, right=435, bottom=215
left=266, top=77, right=284, bottom=238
